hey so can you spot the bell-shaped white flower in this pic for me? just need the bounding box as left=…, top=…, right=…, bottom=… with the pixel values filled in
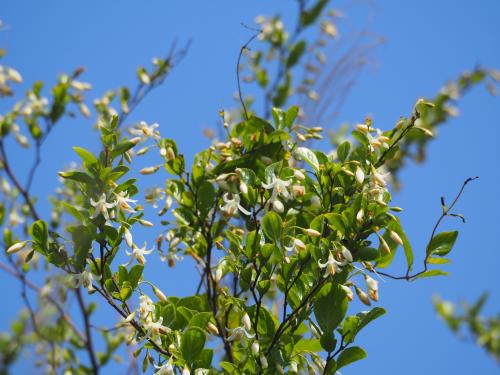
left=226, top=326, right=255, bottom=343
left=90, top=193, right=117, bottom=221
left=285, top=238, right=306, bottom=254
left=139, top=295, right=155, bottom=320
left=221, top=192, right=251, bottom=217
left=154, top=361, right=174, bottom=375
left=262, top=173, right=291, bottom=201
left=318, top=247, right=352, bottom=277
left=73, top=269, right=100, bottom=292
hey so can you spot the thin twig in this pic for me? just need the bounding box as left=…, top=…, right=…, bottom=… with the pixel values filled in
left=237, top=28, right=262, bottom=121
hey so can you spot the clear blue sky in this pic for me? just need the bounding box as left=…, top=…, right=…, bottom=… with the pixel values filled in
left=1, top=1, right=500, bottom=374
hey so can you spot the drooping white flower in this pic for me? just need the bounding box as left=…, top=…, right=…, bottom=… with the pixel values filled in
left=365, top=275, right=379, bottom=301
left=73, top=269, right=100, bottom=292
left=285, top=238, right=306, bottom=254
left=90, top=193, right=117, bottom=221
left=139, top=295, right=155, bottom=320
left=126, top=242, right=153, bottom=265
left=262, top=174, right=291, bottom=201
left=115, top=191, right=137, bottom=213
left=154, top=361, right=174, bottom=375
left=221, top=192, right=251, bottom=217
left=318, top=247, right=353, bottom=277
left=145, top=316, right=171, bottom=337
left=226, top=326, right=255, bottom=343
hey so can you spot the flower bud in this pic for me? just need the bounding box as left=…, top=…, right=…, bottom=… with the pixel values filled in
left=207, top=322, right=219, bottom=336
left=215, top=268, right=223, bottom=283
left=355, top=286, right=371, bottom=306
left=139, top=165, right=160, bottom=175
left=293, top=169, right=305, bottom=181
left=242, top=313, right=252, bottom=332
left=379, top=235, right=391, bottom=255
left=293, top=238, right=306, bottom=252
left=355, top=167, right=365, bottom=184
left=251, top=341, right=260, bottom=355
left=129, top=137, right=142, bottom=145
left=356, top=209, right=364, bottom=223
left=389, top=230, right=404, bottom=246
left=124, top=228, right=133, bottom=248
left=153, top=287, right=167, bottom=302
left=341, top=284, right=354, bottom=301
left=304, top=228, right=321, bottom=238
left=165, top=147, right=175, bottom=161
left=356, top=124, right=369, bottom=134
left=260, top=355, right=268, bottom=369
left=239, top=181, right=248, bottom=195
left=138, top=219, right=154, bottom=227
left=272, top=200, right=284, bottom=214
left=292, top=185, right=305, bottom=197
left=182, top=366, right=190, bottom=375
left=7, top=241, right=28, bottom=254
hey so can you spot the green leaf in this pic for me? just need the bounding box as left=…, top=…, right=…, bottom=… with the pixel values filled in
left=341, top=307, right=386, bottom=344
left=390, top=219, right=413, bottom=271
left=70, top=225, right=94, bottom=272
left=261, top=211, right=283, bottom=243
left=29, top=220, right=48, bottom=250
left=336, top=347, right=367, bottom=370
left=427, top=231, right=458, bottom=256
left=301, top=0, right=329, bottom=27
left=59, top=171, right=94, bottom=185
left=414, top=269, right=449, bottom=279
left=197, top=182, right=215, bottom=218
left=189, top=312, right=212, bottom=330
left=294, top=338, right=323, bottom=353
left=73, top=147, right=98, bottom=165
left=354, top=247, right=379, bottom=261
left=110, top=140, right=135, bottom=160
left=181, top=327, right=206, bottom=363
left=128, top=265, right=144, bottom=288
left=314, top=283, right=347, bottom=333
left=337, top=141, right=350, bottom=163
left=285, top=106, right=299, bottom=129
left=286, top=40, right=306, bottom=68
left=296, top=147, right=319, bottom=172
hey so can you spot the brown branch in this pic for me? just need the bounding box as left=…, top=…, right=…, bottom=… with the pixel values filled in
left=76, top=287, right=100, bottom=374
left=376, top=176, right=478, bottom=281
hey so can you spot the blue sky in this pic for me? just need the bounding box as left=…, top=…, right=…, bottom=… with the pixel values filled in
left=1, top=1, right=500, bottom=374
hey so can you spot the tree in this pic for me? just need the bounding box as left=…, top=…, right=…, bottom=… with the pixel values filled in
left=0, top=2, right=498, bottom=374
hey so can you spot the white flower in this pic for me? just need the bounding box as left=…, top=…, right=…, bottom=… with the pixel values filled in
left=226, top=326, right=255, bottom=343
left=90, top=193, right=117, bottom=221
left=73, top=269, right=100, bottom=292
left=115, top=192, right=137, bottom=213
left=262, top=174, right=291, bottom=201
left=365, top=275, right=379, bottom=301
left=221, top=192, right=251, bottom=217
left=370, top=167, right=391, bottom=187
left=139, top=295, right=155, bottom=320
left=318, top=247, right=352, bottom=277
left=154, top=361, right=174, bottom=375
left=126, top=242, right=153, bottom=265
left=130, top=121, right=160, bottom=140
left=285, top=238, right=306, bottom=254
left=145, top=316, right=171, bottom=337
